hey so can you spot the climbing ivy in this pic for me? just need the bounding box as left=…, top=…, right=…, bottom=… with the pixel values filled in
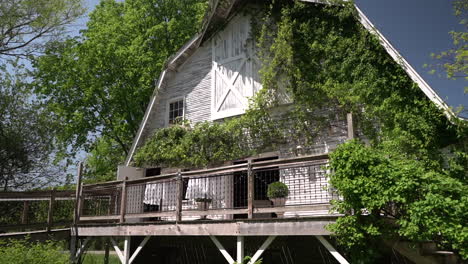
left=134, top=1, right=467, bottom=261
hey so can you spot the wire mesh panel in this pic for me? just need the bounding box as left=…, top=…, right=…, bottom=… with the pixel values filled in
left=183, top=172, right=237, bottom=211
left=253, top=161, right=338, bottom=208
left=139, top=178, right=177, bottom=213
left=81, top=185, right=121, bottom=217
left=281, top=162, right=338, bottom=206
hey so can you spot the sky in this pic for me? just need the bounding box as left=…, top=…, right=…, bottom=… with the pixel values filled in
left=354, top=0, right=467, bottom=117
left=75, top=0, right=467, bottom=117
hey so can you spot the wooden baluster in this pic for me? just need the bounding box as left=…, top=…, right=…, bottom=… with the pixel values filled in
left=47, top=190, right=55, bottom=232
left=120, top=177, right=128, bottom=223
left=175, top=170, right=183, bottom=222
left=247, top=160, right=254, bottom=219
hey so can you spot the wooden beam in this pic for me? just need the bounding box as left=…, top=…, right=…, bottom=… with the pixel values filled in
left=79, top=215, right=120, bottom=221
left=316, top=236, right=349, bottom=264
left=110, top=237, right=125, bottom=264
left=123, top=236, right=130, bottom=264
left=248, top=236, right=276, bottom=264
left=237, top=236, right=244, bottom=263
left=75, top=237, right=91, bottom=261
left=77, top=218, right=336, bottom=236
left=104, top=238, right=110, bottom=264
left=129, top=236, right=150, bottom=264
left=210, top=236, right=235, bottom=264
left=253, top=204, right=331, bottom=214
left=182, top=208, right=248, bottom=217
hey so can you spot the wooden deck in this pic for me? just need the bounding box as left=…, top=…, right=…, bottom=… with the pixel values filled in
left=76, top=216, right=338, bottom=237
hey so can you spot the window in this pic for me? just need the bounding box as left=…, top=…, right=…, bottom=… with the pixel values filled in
left=168, top=98, right=184, bottom=125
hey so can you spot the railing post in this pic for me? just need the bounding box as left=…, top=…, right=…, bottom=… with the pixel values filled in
left=347, top=112, right=354, bottom=139
left=20, top=200, right=29, bottom=231
left=74, top=162, right=84, bottom=225
left=21, top=200, right=29, bottom=225
left=247, top=160, right=254, bottom=219
left=71, top=162, right=83, bottom=264
left=175, top=170, right=183, bottom=222
left=120, top=177, right=128, bottom=223
left=47, top=189, right=55, bottom=232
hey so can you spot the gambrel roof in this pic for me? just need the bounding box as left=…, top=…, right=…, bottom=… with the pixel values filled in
left=125, top=0, right=465, bottom=166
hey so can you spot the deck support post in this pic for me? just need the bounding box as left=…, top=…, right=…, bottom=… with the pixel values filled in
left=110, top=237, right=125, bottom=263
left=123, top=236, right=131, bottom=264
left=247, top=160, right=254, bottom=219
left=111, top=236, right=149, bottom=264
left=248, top=236, right=276, bottom=264
left=104, top=237, right=110, bottom=264
left=210, top=235, right=235, bottom=264
left=316, top=236, right=349, bottom=264
left=129, top=236, right=150, bottom=264
left=237, top=236, right=244, bottom=263
left=75, top=237, right=91, bottom=263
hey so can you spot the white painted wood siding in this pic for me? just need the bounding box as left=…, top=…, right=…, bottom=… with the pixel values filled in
left=211, top=14, right=262, bottom=120
left=143, top=44, right=212, bottom=141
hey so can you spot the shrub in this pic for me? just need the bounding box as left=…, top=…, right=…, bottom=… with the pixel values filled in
left=0, top=239, right=68, bottom=264
left=267, top=182, right=289, bottom=198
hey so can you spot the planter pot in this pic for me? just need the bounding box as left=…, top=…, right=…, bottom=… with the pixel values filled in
left=269, top=197, right=287, bottom=218
left=196, top=201, right=211, bottom=219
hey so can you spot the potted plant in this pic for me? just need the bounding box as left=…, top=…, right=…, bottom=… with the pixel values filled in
left=267, top=182, right=289, bottom=218
left=195, top=197, right=212, bottom=219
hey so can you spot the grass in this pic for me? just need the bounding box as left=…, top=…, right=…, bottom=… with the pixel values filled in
left=81, top=253, right=120, bottom=264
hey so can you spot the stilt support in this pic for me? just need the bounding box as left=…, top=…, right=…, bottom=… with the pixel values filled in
left=75, top=237, right=91, bottom=263
left=111, top=236, right=150, bottom=264
left=316, top=236, right=349, bottom=264
left=210, top=235, right=235, bottom=264
left=237, top=236, right=244, bottom=263
left=248, top=236, right=276, bottom=264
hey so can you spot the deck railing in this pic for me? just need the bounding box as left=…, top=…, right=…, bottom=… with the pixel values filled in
left=79, top=154, right=338, bottom=223
left=0, top=190, right=75, bottom=233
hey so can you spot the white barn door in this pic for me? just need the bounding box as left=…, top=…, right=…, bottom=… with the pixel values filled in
left=211, top=14, right=262, bottom=120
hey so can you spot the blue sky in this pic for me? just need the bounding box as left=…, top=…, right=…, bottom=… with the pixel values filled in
left=355, top=0, right=467, bottom=117
left=75, top=0, right=467, bottom=117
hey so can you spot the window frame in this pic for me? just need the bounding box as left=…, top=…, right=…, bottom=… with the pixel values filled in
left=166, top=96, right=186, bottom=126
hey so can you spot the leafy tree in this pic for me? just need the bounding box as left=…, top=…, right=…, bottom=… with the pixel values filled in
left=328, top=140, right=467, bottom=262
left=0, top=64, right=65, bottom=191
left=83, top=136, right=126, bottom=183
left=32, top=0, right=207, bottom=179
left=0, top=0, right=84, bottom=58
left=429, top=0, right=467, bottom=91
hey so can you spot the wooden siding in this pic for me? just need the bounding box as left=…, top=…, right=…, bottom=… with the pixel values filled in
left=141, top=44, right=212, bottom=143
